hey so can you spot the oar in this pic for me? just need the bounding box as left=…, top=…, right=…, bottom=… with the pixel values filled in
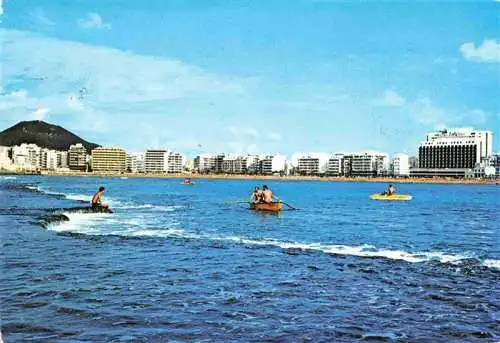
left=281, top=201, right=298, bottom=210
left=273, top=196, right=298, bottom=210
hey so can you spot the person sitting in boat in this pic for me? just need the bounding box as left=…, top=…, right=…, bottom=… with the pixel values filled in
left=184, top=178, right=192, bottom=185
left=383, top=184, right=396, bottom=196
left=91, top=186, right=109, bottom=211
left=262, top=185, right=275, bottom=203
left=250, top=186, right=262, bottom=203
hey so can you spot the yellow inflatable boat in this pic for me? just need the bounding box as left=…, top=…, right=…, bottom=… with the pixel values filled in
left=369, top=194, right=412, bottom=201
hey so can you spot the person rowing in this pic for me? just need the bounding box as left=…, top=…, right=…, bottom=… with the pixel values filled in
left=382, top=184, right=396, bottom=196
left=262, top=185, right=276, bottom=203
left=91, top=186, right=109, bottom=211
left=250, top=186, right=263, bottom=203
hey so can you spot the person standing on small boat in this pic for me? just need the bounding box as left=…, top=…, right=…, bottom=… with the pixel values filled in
left=91, top=186, right=109, bottom=211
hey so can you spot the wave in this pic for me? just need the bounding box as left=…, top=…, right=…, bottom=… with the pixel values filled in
left=1, top=176, right=17, bottom=180
left=45, top=215, right=499, bottom=270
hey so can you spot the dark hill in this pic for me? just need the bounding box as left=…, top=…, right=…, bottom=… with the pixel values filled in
left=0, top=120, right=99, bottom=152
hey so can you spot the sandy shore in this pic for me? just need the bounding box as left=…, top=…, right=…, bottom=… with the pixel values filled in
left=0, top=171, right=493, bottom=185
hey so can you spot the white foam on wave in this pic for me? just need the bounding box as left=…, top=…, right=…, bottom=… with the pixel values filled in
left=1, top=176, right=17, bottom=180
left=483, top=259, right=500, bottom=270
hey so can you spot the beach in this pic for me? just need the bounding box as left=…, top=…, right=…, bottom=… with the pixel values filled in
left=0, top=170, right=492, bottom=185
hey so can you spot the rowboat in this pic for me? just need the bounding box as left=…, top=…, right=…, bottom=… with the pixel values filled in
left=369, top=194, right=412, bottom=201
left=250, top=202, right=282, bottom=212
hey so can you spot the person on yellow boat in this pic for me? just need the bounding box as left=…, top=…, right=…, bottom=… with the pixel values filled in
left=383, top=184, right=396, bottom=196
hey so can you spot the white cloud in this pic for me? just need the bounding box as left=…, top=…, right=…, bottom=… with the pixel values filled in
left=31, top=9, right=55, bottom=27
left=409, top=97, right=449, bottom=125
left=32, top=107, right=50, bottom=120
left=374, top=90, right=406, bottom=107
left=227, top=125, right=259, bottom=138
left=2, top=29, right=243, bottom=108
left=460, top=39, right=500, bottom=63
left=267, top=132, right=282, bottom=141
left=78, top=13, right=111, bottom=30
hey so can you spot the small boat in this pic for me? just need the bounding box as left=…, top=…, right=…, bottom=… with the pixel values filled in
left=182, top=180, right=195, bottom=185
left=250, top=202, right=283, bottom=212
left=369, top=194, right=412, bottom=201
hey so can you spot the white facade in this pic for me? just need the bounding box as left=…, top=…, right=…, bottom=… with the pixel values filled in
left=127, top=153, right=145, bottom=173
left=347, top=151, right=389, bottom=176
left=0, top=146, right=12, bottom=170
left=167, top=152, right=184, bottom=173
left=391, top=153, right=409, bottom=176
left=12, top=143, right=41, bottom=170
left=327, top=153, right=344, bottom=176
left=296, top=153, right=329, bottom=175
left=68, top=143, right=88, bottom=171
left=57, top=151, right=68, bottom=168
left=260, top=155, right=286, bottom=175
left=419, top=128, right=493, bottom=169
left=195, top=153, right=225, bottom=173
left=145, top=150, right=168, bottom=173
left=40, top=148, right=58, bottom=170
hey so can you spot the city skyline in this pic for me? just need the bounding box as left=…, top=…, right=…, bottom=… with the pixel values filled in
left=1, top=1, right=499, bottom=155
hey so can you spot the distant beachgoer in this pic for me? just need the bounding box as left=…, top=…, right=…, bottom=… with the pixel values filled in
left=91, top=186, right=108, bottom=211
left=262, top=185, right=274, bottom=203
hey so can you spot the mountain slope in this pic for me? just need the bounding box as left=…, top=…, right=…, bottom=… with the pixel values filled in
left=0, top=120, right=99, bottom=152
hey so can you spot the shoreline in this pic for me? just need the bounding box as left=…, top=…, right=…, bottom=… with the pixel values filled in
left=1, top=170, right=498, bottom=185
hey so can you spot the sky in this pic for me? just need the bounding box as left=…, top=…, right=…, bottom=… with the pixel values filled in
left=1, top=0, right=499, bottom=156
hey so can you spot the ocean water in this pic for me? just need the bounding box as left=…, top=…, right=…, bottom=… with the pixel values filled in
left=1, top=175, right=499, bottom=342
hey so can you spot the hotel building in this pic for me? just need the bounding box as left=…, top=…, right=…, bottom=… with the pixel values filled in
left=68, top=143, right=88, bottom=171
left=414, top=128, right=493, bottom=177
left=391, top=154, right=410, bottom=177
left=345, top=151, right=389, bottom=177
left=326, top=154, right=344, bottom=176
left=145, top=150, right=169, bottom=173
left=296, top=153, right=329, bottom=175
left=127, top=153, right=145, bottom=173
left=0, top=146, right=12, bottom=170
left=167, top=152, right=184, bottom=173
left=194, top=153, right=225, bottom=173
left=259, top=155, right=286, bottom=175
left=91, top=147, right=127, bottom=173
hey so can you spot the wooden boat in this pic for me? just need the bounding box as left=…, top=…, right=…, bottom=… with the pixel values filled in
left=250, top=202, right=282, bottom=212
left=369, top=194, right=412, bottom=201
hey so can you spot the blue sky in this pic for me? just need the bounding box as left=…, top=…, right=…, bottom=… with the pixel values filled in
left=1, top=0, right=499, bottom=156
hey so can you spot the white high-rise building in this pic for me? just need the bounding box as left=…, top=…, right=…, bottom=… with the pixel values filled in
left=68, top=143, right=88, bottom=171
left=346, top=151, right=389, bottom=177
left=127, top=153, right=145, bottom=173
left=0, top=146, right=13, bottom=170
left=296, top=153, right=330, bottom=175
left=57, top=151, right=69, bottom=169
left=167, top=152, right=184, bottom=173
left=327, top=153, right=345, bottom=176
left=194, top=153, right=225, bottom=173
left=392, top=153, right=409, bottom=176
left=12, top=143, right=41, bottom=170
left=40, top=148, right=58, bottom=170
left=419, top=128, right=493, bottom=169
left=259, top=155, right=286, bottom=175
left=145, top=150, right=169, bottom=173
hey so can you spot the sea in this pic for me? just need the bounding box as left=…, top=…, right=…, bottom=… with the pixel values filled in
left=1, top=175, right=499, bottom=342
